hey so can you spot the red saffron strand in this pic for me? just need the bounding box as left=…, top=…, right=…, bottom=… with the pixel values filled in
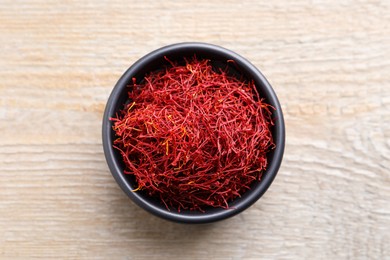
left=111, top=57, right=275, bottom=212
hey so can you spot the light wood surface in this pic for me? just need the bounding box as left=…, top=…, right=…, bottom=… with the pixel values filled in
left=1, top=0, right=389, bottom=259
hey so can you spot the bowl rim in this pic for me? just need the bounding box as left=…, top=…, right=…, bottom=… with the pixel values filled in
left=102, top=42, right=285, bottom=224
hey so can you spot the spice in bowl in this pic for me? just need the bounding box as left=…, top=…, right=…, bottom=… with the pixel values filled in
left=110, top=56, right=275, bottom=212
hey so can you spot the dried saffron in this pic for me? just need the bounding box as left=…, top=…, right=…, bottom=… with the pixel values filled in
left=111, top=57, right=275, bottom=212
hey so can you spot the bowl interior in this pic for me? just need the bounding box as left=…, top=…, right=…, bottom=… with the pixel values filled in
left=104, top=43, right=284, bottom=222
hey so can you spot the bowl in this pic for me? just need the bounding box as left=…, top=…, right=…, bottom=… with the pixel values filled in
left=102, top=42, right=285, bottom=224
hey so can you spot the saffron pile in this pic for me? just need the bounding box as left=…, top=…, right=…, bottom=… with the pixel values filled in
left=111, top=57, right=275, bottom=212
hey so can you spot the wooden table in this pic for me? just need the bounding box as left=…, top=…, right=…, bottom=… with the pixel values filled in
left=1, top=0, right=389, bottom=258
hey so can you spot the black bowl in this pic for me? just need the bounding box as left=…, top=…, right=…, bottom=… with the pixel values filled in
left=102, top=42, right=285, bottom=224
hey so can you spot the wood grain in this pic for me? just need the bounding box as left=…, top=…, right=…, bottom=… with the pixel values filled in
left=0, top=0, right=389, bottom=259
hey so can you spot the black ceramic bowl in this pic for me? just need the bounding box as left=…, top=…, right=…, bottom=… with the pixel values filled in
left=102, top=42, right=285, bottom=224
